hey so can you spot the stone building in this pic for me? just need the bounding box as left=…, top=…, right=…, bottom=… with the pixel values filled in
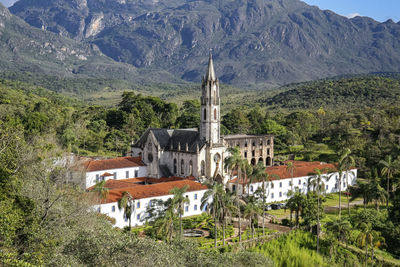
left=131, top=53, right=274, bottom=181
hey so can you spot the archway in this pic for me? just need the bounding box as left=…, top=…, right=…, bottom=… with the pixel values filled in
left=258, top=157, right=264, bottom=165
left=251, top=158, right=256, bottom=166
left=266, top=157, right=271, bottom=166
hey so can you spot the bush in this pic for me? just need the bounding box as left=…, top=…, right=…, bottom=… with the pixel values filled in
left=209, top=225, right=234, bottom=239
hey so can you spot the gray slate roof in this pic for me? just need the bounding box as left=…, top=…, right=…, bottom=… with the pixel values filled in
left=133, top=128, right=206, bottom=153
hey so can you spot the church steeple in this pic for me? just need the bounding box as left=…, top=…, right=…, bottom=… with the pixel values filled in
left=200, top=52, right=221, bottom=144
left=205, top=51, right=216, bottom=81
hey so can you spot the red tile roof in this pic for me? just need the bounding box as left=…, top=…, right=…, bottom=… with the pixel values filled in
left=83, top=156, right=145, bottom=172
left=101, top=179, right=208, bottom=203
left=229, top=161, right=338, bottom=184
left=101, top=172, right=114, bottom=177
left=87, top=176, right=194, bottom=190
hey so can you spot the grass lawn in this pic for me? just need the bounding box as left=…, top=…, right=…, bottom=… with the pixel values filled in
left=266, top=193, right=363, bottom=219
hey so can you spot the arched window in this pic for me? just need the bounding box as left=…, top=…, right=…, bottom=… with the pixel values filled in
left=267, top=139, right=271, bottom=145
left=251, top=158, right=256, bottom=166
left=214, top=108, right=217, bottom=120
left=181, top=159, right=185, bottom=175
left=267, top=148, right=270, bottom=155
left=189, top=160, right=193, bottom=176
left=203, top=109, right=207, bottom=120
left=201, top=160, right=205, bottom=176
left=252, top=141, right=256, bottom=147
left=173, top=158, right=177, bottom=174
left=266, top=157, right=271, bottom=166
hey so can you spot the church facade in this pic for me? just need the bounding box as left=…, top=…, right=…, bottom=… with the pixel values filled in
left=131, top=54, right=274, bottom=181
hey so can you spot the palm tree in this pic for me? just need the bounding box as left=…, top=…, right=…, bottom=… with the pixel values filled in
left=221, top=190, right=235, bottom=246
left=201, top=182, right=225, bottom=247
left=93, top=180, right=109, bottom=204
left=117, top=191, right=134, bottom=230
left=169, top=185, right=190, bottom=239
left=357, top=222, right=374, bottom=266
left=341, top=148, right=355, bottom=216
left=154, top=202, right=175, bottom=242
left=369, top=172, right=388, bottom=211
left=286, top=191, right=306, bottom=228
left=252, top=162, right=268, bottom=236
left=325, top=218, right=352, bottom=246
left=241, top=160, right=253, bottom=196
left=379, top=155, right=398, bottom=208
left=333, top=148, right=352, bottom=218
left=243, top=200, right=261, bottom=242
left=224, top=147, right=244, bottom=242
left=308, top=168, right=329, bottom=253
left=286, top=161, right=296, bottom=192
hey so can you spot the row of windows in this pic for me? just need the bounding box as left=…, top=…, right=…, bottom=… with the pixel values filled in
left=173, top=159, right=194, bottom=175
left=229, top=139, right=272, bottom=148
left=95, top=169, right=139, bottom=182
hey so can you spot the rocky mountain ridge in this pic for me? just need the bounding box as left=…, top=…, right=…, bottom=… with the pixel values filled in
left=7, top=0, right=400, bottom=87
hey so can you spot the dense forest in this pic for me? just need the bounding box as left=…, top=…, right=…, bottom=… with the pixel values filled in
left=1, top=76, right=400, bottom=265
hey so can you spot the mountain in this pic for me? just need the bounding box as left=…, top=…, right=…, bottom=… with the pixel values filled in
left=0, top=2, right=189, bottom=94
left=8, top=0, right=400, bottom=87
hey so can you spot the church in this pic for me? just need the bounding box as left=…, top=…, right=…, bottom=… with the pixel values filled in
left=131, top=53, right=274, bottom=182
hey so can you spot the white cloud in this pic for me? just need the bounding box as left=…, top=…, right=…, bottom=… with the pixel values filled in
left=346, top=13, right=361, bottom=19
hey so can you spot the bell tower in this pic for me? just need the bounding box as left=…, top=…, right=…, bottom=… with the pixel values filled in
left=200, top=52, right=221, bottom=144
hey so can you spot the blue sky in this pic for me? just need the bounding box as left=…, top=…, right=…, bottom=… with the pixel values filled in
left=301, top=0, right=400, bottom=22
left=1, top=0, right=399, bottom=23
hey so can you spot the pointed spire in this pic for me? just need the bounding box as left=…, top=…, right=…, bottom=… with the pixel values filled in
left=205, top=50, right=216, bottom=81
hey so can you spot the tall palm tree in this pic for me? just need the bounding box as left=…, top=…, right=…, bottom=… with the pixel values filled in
left=241, top=160, right=253, bottom=196
left=286, top=191, right=306, bottom=228
left=169, top=185, right=190, bottom=239
left=369, top=172, right=388, bottom=211
left=201, top=182, right=225, bottom=247
left=93, top=180, right=109, bottom=204
left=341, top=148, right=355, bottom=216
left=332, top=148, right=352, bottom=218
left=243, top=200, right=261, bottom=242
left=155, top=202, right=175, bottom=242
left=308, top=168, right=329, bottom=253
left=221, top=190, right=235, bottom=246
left=379, top=155, right=398, bottom=208
left=371, top=230, right=385, bottom=261
left=357, top=222, right=374, bottom=266
left=117, top=191, right=134, bottom=230
left=286, top=161, right=296, bottom=192
left=224, top=146, right=244, bottom=242
left=252, top=162, right=268, bottom=236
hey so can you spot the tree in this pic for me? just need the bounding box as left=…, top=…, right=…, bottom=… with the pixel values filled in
left=357, top=222, right=374, bottom=266
left=332, top=148, right=352, bottom=218
left=92, top=180, right=109, bottom=204
left=325, top=218, right=351, bottom=246
left=379, top=155, right=398, bottom=208
left=341, top=149, right=355, bottom=216
left=201, top=182, right=225, bottom=247
left=241, top=160, right=253, bottom=196
left=169, top=185, right=190, bottom=239
left=117, top=191, right=134, bottom=230
left=286, top=192, right=306, bottom=228
left=243, top=200, right=261, bottom=242
left=224, top=146, right=244, bottom=242
left=307, top=168, right=330, bottom=253
left=252, top=162, right=268, bottom=236
left=286, top=161, right=296, bottom=192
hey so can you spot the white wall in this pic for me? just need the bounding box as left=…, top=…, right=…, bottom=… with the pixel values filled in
left=86, top=166, right=147, bottom=188
left=229, top=168, right=358, bottom=203
left=95, top=189, right=208, bottom=228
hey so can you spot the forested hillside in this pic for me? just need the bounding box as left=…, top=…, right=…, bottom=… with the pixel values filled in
left=263, top=75, right=400, bottom=109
